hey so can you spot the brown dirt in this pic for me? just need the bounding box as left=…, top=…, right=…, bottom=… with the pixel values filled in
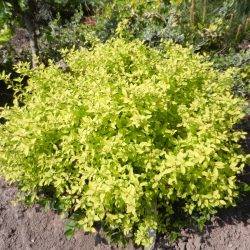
left=173, top=196, right=250, bottom=250
left=0, top=178, right=249, bottom=250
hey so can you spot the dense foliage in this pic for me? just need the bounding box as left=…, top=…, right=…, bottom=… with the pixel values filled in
left=0, top=39, right=247, bottom=246
left=93, top=0, right=249, bottom=50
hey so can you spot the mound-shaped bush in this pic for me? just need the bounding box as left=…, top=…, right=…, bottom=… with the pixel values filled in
left=0, top=39, right=247, bottom=246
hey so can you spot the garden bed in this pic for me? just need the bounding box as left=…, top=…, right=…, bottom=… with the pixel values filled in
left=0, top=177, right=249, bottom=250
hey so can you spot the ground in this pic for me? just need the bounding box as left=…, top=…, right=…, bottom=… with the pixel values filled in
left=0, top=177, right=249, bottom=250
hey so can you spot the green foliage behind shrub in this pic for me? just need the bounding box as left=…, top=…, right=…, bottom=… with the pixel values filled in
left=38, top=10, right=97, bottom=63
left=94, top=0, right=249, bottom=51
left=0, top=39, right=247, bottom=246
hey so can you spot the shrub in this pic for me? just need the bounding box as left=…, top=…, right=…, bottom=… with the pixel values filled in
left=0, top=39, right=247, bottom=246
left=38, top=10, right=97, bottom=63
left=93, top=0, right=250, bottom=51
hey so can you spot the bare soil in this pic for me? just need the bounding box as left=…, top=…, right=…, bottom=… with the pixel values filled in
left=173, top=194, right=250, bottom=250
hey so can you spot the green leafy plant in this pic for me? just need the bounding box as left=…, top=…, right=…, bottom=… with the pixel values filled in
left=0, top=25, right=12, bottom=44
left=38, top=10, right=98, bottom=63
left=0, top=39, right=247, bottom=246
left=93, top=0, right=249, bottom=51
